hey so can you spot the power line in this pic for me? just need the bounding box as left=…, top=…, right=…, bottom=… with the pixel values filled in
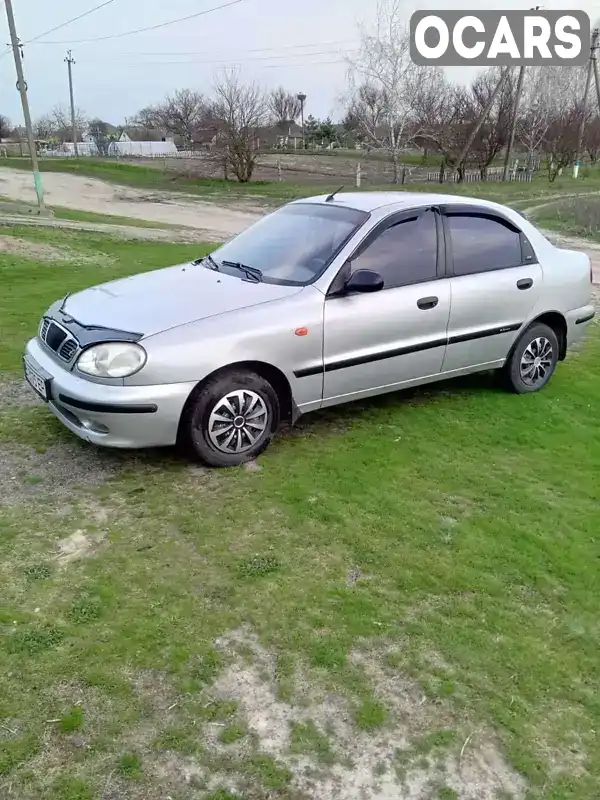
left=262, top=59, right=346, bottom=69
left=109, top=49, right=357, bottom=66
left=113, top=57, right=349, bottom=69
left=121, top=39, right=357, bottom=56
left=28, top=0, right=245, bottom=45
left=26, top=0, right=115, bottom=44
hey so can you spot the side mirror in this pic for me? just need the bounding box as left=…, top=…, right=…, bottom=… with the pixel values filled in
left=345, top=268, right=384, bottom=294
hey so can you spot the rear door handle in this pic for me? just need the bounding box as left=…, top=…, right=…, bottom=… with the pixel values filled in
left=517, top=278, right=533, bottom=290
left=417, top=296, right=439, bottom=310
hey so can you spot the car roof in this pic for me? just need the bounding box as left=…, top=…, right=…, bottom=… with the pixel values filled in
left=290, top=191, right=512, bottom=215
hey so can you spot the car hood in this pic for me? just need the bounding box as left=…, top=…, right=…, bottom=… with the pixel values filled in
left=62, top=262, right=303, bottom=336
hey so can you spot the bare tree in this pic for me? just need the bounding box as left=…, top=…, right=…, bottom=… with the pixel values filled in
left=516, top=68, right=552, bottom=168
left=347, top=84, right=386, bottom=150
left=585, top=116, right=600, bottom=162
left=51, top=104, right=86, bottom=142
left=268, top=87, right=301, bottom=127
left=525, top=66, right=589, bottom=180
left=131, top=106, right=161, bottom=131
left=515, top=66, right=584, bottom=170
left=419, top=84, right=474, bottom=181
left=411, top=68, right=450, bottom=161
left=469, top=67, right=515, bottom=178
left=544, top=105, right=583, bottom=181
left=134, top=90, right=207, bottom=147
left=0, top=114, right=11, bottom=139
left=89, top=118, right=112, bottom=155
left=346, top=0, right=429, bottom=182
left=33, top=114, right=57, bottom=140
left=155, top=89, right=207, bottom=147
left=210, top=68, right=268, bottom=182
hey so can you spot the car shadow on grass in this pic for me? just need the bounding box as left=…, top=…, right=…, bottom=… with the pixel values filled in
left=287, top=369, right=502, bottom=439
left=0, top=370, right=504, bottom=506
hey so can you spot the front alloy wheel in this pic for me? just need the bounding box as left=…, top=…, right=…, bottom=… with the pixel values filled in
left=180, top=369, right=280, bottom=467
left=207, top=390, right=269, bottom=455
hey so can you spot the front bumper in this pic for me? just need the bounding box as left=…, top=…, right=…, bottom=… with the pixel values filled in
left=24, top=338, right=198, bottom=449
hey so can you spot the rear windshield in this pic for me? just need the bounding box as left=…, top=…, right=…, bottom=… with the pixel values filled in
left=209, top=203, right=369, bottom=286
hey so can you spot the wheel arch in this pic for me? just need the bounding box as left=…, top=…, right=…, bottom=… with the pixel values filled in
left=508, top=311, right=568, bottom=362
left=529, top=311, right=568, bottom=360
left=178, top=360, right=296, bottom=439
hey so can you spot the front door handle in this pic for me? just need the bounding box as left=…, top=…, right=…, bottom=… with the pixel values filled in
left=417, top=296, right=439, bottom=310
left=517, top=278, right=533, bottom=290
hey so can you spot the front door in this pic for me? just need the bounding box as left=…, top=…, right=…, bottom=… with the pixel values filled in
left=322, top=208, right=451, bottom=405
left=441, top=207, right=543, bottom=373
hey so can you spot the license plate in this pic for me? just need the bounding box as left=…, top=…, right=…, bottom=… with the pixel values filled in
left=24, top=360, right=48, bottom=401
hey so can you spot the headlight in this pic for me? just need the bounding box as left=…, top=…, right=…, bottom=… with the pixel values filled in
left=76, top=342, right=146, bottom=378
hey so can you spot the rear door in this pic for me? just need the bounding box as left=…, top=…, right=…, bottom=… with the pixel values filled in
left=441, top=205, right=542, bottom=373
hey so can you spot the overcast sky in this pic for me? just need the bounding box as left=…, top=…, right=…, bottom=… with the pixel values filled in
left=1, top=0, right=600, bottom=127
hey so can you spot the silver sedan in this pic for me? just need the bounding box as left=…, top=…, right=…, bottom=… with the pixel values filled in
left=24, top=191, right=595, bottom=466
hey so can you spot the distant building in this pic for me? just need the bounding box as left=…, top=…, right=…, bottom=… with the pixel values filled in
left=43, top=138, right=178, bottom=157
left=107, top=139, right=177, bottom=156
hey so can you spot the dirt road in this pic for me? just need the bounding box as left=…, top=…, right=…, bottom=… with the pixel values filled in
left=0, top=167, right=260, bottom=240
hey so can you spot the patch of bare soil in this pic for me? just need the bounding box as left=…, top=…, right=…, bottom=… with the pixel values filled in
left=0, top=234, right=111, bottom=263
left=1, top=627, right=529, bottom=799
left=0, top=168, right=260, bottom=238
left=209, top=628, right=527, bottom=800
left=0, top=378, right=43, bottom=408
left=0, top=440, right=121, bottom=506
left=55, top=528, right=107, bottom=566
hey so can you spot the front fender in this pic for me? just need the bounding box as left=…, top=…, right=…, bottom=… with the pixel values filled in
left=124, top=287, right=325, bottom=410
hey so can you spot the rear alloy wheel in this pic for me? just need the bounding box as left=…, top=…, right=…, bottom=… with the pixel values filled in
left=505, top=323, right=559, bottom=394
left=180, top=370, right=280, bottom=467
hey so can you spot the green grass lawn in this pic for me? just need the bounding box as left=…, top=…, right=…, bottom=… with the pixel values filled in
left=530, top=195, right=600, bottom=242
left=48, top=206, right=183, bottom=230
left=0, top=227, right=210, bottom=374
left=0, top=227, right=599, bottom=799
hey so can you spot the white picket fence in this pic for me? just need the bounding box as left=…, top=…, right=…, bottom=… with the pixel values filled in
left=426, top=169, right=533, bottom=183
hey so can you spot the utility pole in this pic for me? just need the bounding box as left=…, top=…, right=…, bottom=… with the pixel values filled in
left=297, top=92, right=306, bottom=150
left=454, top=67, right=511, bottom=181
left=594, top=44, right=600, bottom=116
left=503, top=65, right=526, bottom=181
left=503, top=6, right=541, bottom=180
left=3, top=0, right=45, bottom=210
left=574, top=27, right=599, bottom=178
left=65, top=50, right=79, bottom=157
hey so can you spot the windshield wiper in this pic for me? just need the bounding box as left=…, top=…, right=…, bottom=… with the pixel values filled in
left=221, top=260, right=263, bottom=283
left=194, top=253, right=220, bottom=271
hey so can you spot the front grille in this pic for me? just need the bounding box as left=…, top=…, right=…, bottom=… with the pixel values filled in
left=39, top=317, right=80, bottom=363
left=58, top=339, right=78, bottom=361
left=45, top=322, right=68, bottom=351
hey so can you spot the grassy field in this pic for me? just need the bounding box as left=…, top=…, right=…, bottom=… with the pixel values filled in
left=529, top=196, right=600, bottom=242
left=49, top=206, right=183, bottom=230
left=0, top=224, right=599, bottom=799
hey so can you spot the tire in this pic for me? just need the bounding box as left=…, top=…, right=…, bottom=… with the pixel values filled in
left=179, top=370, right=280, bottom=467
left=504, top=323, right=559, bottom=394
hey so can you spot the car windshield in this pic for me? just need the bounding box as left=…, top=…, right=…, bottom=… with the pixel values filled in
left=207, top=203, right=369, bottom=286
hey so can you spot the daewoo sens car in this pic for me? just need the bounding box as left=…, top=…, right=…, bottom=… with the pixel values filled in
left=24, top=192, right=595, bottom=467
